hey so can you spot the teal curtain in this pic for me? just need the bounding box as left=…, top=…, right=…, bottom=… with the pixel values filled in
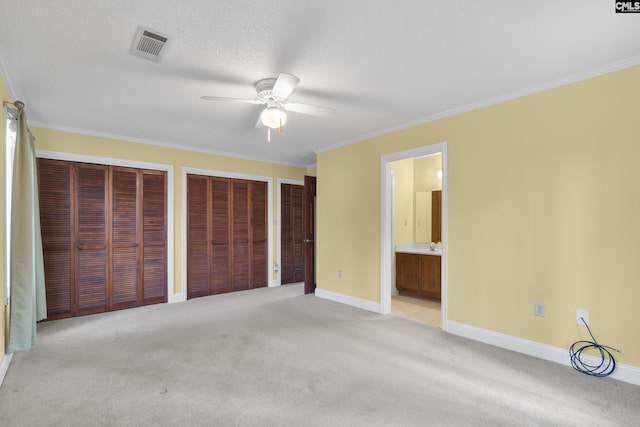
left=6, top=107, right=47, bottom=353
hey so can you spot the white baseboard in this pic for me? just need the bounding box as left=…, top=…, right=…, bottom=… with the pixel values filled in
left=315, top=288, right=382, bottom=313
left=0, top=352, right=13, bottom=389
left=168, top=292, right=185, bottom=303
left=446, top=320, right=640, bottom=387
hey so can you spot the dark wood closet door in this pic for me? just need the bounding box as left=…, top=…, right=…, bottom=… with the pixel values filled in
left=111, top=167, right=139, bottom=310
left=211, top=177, right=231, bottom=294
left=38, top=159, right=73, bottom=319
left=250, top=181, right=268, bottom=289
left=232, top=180, right=250, bottom=291
left=76, top=164, right=108, bottom=315
left=281, top=184, right=304, bottom=284
left=187, top=174, right=210, bottom=299
left=142, top=171, right=168, bottom=304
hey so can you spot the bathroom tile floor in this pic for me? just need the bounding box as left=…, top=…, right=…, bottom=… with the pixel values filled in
left=391, top=294, right=441, bottom=328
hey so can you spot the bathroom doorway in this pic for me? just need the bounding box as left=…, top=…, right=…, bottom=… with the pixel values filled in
left=380, top=143, right=448, bottom=330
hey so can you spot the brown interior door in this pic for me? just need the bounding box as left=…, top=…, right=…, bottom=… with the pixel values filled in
left=303, top=175, right=316, bottom=294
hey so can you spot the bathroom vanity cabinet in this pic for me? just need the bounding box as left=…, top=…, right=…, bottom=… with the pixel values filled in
left=395, top=252, right=441, bottom=299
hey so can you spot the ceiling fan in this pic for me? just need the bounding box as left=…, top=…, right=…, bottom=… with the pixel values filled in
left=201, top=72, right=335, bottom=141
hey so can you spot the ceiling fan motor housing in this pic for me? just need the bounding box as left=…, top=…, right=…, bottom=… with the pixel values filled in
left=256, top=78, right=278, bottom=101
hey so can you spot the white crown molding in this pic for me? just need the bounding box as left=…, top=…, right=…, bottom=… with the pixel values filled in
left=316, top=56, right=640, bottom=155
left=28, top=120, right=309, bottom=169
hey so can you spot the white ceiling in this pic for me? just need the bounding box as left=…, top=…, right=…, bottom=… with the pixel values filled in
left=1, top=1, right=639, bottom=167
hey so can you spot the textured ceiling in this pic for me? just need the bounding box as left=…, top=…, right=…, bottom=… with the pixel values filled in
left=1, top=1, right=639, bottom=166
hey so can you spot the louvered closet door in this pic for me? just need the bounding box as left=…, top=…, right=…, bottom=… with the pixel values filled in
left=142, top=171, right=167, bottom=304
left=281, top=185, right=293, bottom=284
left=211, top=177, right=231, bottom=294
left=76, top=164, right=108, bottom=315
left=232, top=180, right=250, bottom=291
left=187, top=174, right=210, bottom=299
left=292, top=185, right=304, bottom=282
left=250, top=181, right=268, bottom=289
left=111, top=167, right=139, bottom=310
left=38, top=159, right=73, bottom=319
left=281, top=184, right=304, bottom=285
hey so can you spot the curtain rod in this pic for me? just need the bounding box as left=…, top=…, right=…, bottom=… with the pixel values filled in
left=3, top=100, right=25, bottom=110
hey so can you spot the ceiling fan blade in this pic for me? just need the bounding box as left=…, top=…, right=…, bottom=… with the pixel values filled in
left=282, top=102, right=335, bottom=118
left=201, top=96, right=263, bottom=105
left=271, top=73, right=300, bottom=100
left=255, top=113, right=264, bottom=128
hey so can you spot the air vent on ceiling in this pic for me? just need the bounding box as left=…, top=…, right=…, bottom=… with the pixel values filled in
left=129, top=26, right=170, bottom=62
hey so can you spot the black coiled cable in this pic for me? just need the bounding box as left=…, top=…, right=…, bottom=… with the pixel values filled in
left=569, top=317, right=620, bottom=377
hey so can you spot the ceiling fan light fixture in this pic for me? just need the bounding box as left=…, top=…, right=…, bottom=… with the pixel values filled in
left=261, top=107, right=287, bottom=129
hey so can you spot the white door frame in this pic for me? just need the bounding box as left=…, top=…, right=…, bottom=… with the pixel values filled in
left=380, top=142, right=448, bottom=331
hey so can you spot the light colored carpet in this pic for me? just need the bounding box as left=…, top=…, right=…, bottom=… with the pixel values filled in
left=1, top=283, right=639, bottom=426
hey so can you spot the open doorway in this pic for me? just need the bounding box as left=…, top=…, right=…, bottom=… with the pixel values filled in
left=380, top=143, right=448, bottom=330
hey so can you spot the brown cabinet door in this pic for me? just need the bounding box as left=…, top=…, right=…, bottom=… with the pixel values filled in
left=396, top=253, right=421, bottom=292
left=38, top=159, right=73, bottom=319
left=142, top=171, right=167, bottom=304
left=250, top=181, right=267, bottom=289
left=111, top=167, right=139, bottom=310
left=421, top=255, right=441, bottom=298
left=75, top=164, right=108, bottom=315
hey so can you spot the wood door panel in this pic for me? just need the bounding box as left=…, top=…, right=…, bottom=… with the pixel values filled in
left=281, top=185, right=293, bottom=283
left=188, top=244, right=210, bottom=298
left=211, top=244, right=231, bottom=293
left=76, top=165, right=107, bottom=314
left=142, top=172, right=167, bottom=302
left=292, top=185, right=304, bottom=282
left=187, top=175, right=209, bottom=298
left=39, top=160, right=168, bottom=318
left=43, top=250, right=72, bottom=318
left=77, top=249, right=107, bottom=312
left=112, top=169, right=139, bottom=308
left=143, top=245, right=167, bottom=302
left=250, top=181, right=267, bottom=288
left=112, top=246, right=138, bottom=308
left=38, top=159, right=73, bottom=318
left=211, top=177, right=231, bottom=294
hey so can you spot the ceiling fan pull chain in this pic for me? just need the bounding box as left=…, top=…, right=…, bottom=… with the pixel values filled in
left=279, top=118, right=283, bottom=134
left=267, top=127, right=271, bottom=142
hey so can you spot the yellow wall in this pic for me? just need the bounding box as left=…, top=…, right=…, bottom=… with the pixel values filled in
left=31, top=127, right=307, bottom=296
left=414, top=154, right=442, bottom=193
left=317, top=65, right=640, bottom=368
left=391, top=158, right=414, bottom=245
left=0, top=75, right=9, bottom=356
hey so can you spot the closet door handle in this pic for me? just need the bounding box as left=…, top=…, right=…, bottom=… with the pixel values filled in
left=132, top=243, right=139, bottom=247
left=77, top=244, right=84, bottom=250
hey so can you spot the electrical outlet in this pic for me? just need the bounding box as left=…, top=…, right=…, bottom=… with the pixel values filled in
left=576, top=309, right=589, bottom=325
left=534, top=302, right=545, bottom=317
left=273, top=262, right=279, bottom=272
left=338, top=269, right=343, bottom=278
